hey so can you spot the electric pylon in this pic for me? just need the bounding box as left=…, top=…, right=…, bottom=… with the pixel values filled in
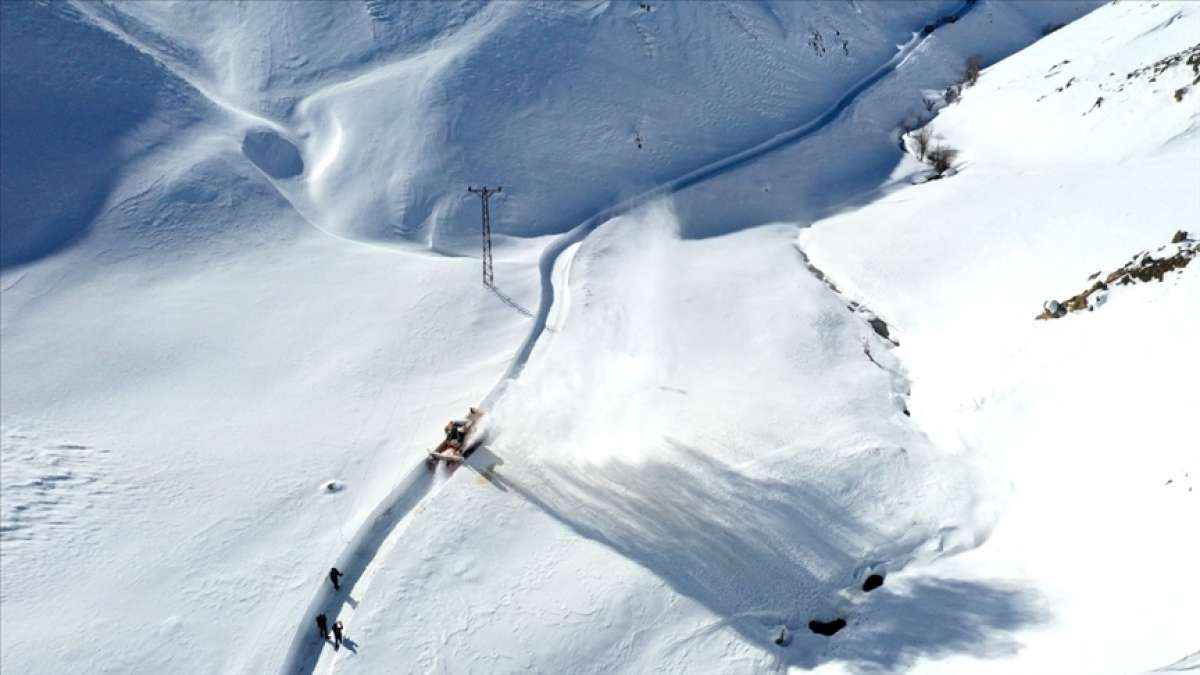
left=467, top=185, right=500, bottom=288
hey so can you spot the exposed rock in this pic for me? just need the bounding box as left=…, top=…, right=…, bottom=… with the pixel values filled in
left=868, top=317, right=891, bottom=341
left=862, top=573, right=885, bottom=592
left=1039, top=299, right=1065, bottom=319
left=808, top=618, right=847, bottom=636
left=1037, top=231, right=1195, bottom=320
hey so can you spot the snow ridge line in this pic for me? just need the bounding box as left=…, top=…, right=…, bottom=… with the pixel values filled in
left=279, top=4, right=977, bottom=673
left=67, top=1, right=465, bottom=261
left=68, top=1, right=289, bottom=136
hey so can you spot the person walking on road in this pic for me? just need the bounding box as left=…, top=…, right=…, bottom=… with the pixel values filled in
left=329, top=567, right=343, bottom=591
left=316, top=613, right=329, bottom=640
left=332, top=620, right=344, bottom=650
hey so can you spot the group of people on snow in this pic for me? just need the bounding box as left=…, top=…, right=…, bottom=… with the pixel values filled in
left=315, top=568, right=348, bottom=651
left=312, top=408, right=484, bottom=653
left=315, top=612, right=345, bottom=650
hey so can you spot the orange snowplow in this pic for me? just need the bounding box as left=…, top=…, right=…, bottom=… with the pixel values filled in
left=427, top=407, right=484, bottom=464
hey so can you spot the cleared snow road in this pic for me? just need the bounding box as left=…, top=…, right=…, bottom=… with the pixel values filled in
left=281, top=4, right=978, bottom=674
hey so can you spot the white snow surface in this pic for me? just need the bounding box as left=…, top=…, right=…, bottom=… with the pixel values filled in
left=801, top=2, right=1200, bottom=673
left=3, top=0, right=1197, bottom=674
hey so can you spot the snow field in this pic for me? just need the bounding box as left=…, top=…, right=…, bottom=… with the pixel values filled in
left=802, top=2, right=1200, bottom=672
left=11, top=0, right=1192, bottom=673
left=336, top=206, right=1001, bottom=673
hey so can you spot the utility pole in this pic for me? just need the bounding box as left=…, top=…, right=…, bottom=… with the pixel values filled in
left=467, top=185, right=500, bottom=288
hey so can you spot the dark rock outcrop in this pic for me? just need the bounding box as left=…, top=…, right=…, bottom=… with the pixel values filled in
left=862, top=573, right=885, bottom=592
left=808, top=618, right=847, bottom=636
left=1037, top=231, right=1195, bottom=320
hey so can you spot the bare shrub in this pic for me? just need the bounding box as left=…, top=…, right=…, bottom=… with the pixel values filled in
left=943, top=84, right=960, bottom=104
left=927, top=145, right=959, bottom=177
left=923, top=97, right=938, bottom=112
left=911, top=127, right=934, bottom=161
left=965, top=54, right=983, bottom=86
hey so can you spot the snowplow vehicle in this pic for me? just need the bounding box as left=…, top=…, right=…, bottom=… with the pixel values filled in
left=427, top=407, right=484, bottom=464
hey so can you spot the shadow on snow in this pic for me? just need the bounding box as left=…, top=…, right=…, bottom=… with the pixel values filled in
left=484, top=443, right=1046, bottom=672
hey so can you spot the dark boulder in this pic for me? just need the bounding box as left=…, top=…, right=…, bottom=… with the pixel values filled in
left=808, top=618, right=847, bottom=636
left=862, top=573, right=885, bottom=592
left=868, top=317, right=891, bottom=341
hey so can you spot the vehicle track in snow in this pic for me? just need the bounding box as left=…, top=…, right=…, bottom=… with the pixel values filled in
left=280, top=4, right=978, bottom=673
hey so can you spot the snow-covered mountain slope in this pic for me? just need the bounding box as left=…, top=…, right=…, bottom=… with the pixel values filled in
left=67, top=0, right=955, bottom=246
left=1, top=4, right=538, bottom=673
left=7, top=0, right=1194, bottom=673
left=338, top=208, right=1012, bottom=674
left=801, top=2, right=1200, bottom=672
left=0, top=1, right=208, bottom=268
left=65, top=0, right=1102, bottom=250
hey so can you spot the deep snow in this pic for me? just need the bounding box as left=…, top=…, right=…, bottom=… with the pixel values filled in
left=801, top=2, right=1200, bottom=671
left=4, top=0, right=1196, bottom=674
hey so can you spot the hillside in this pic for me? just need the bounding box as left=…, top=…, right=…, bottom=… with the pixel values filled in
left=4, top=1, right=1196, bottom=674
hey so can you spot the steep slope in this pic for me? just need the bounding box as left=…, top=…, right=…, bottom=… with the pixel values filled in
left=74, top=1, right=1059, bottom=248
left=0, top=3, right=540, bottom=674
left=0, top=1, right=207, bottom=267
left=302, top=3, right=1126, bottom=675
left=801, top=2, right=1200, bottom=672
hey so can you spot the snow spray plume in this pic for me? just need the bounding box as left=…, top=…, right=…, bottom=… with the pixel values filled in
left=489, top=199, right=682, bottom=466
